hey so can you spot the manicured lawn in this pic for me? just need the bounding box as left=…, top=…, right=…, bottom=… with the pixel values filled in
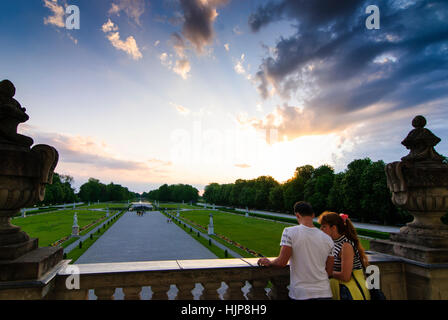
left=13, top=209, right=106, bottom=247
left=180, top=209, right=371, bottom=257
left=180, top=210, right=291, bottom=257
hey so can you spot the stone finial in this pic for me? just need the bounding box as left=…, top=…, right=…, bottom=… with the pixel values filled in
left=400, top=115, right=445, bottom=163
left=0, top=79, right=33, bottom=148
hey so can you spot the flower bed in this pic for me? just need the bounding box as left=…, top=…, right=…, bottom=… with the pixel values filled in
left=50, top=215, right=108, bottom=247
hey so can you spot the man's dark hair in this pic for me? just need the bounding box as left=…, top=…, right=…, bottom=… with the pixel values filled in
left=293, top=201, right=314, bottom=216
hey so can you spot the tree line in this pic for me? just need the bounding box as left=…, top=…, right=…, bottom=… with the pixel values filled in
left=203, top=158, right=412, bottom=225
left=40, top=176, right=139, bottom=205
left=143, top=184, right=199, bottom=203
left=78, top=178, right=138, bottom=203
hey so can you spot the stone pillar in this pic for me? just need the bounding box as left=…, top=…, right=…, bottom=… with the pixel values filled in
left=370, top=115, right=448, bottom=299
left=0, top=80, right=63, bottom=299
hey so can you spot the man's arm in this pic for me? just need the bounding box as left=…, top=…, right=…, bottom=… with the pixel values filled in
left=257, top=245, right=291, bottom=267
left=326, top=255, right=334, bottom=277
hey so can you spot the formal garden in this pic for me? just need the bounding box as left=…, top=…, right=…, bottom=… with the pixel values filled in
left=12, top=203, right=129, bottom=257
left=163, top=208, right=376, bottom=259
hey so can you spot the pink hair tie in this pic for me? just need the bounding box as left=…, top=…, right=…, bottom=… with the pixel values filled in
left=340, top=213, right=349, bottom=223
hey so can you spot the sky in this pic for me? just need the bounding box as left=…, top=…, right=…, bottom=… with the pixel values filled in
left=1, top=0, right=447, bottom=194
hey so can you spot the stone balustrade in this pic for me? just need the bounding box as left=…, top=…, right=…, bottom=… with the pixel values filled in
left=47, top=252, right=406, bottom=300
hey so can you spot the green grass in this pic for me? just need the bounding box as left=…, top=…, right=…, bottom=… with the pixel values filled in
left=12, top=209, right=106, bottom=247
left=360, top=238, right=370, bottom=251
left=180, top=209, right=372, bottom=257
left=180, top=210, right=290, bottom=257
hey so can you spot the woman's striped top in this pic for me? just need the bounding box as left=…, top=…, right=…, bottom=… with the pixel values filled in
left=333, top=235, right=363, bottom=272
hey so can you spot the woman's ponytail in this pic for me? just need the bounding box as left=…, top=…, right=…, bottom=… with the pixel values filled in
left=343, top=216, right=369, bottom=268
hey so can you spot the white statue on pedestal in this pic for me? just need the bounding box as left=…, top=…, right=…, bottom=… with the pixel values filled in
left=72, top=213, right=79, bottom=237
left=208, top=213, right=214, bottom=235
left=73, top=213, right=78, bottom=227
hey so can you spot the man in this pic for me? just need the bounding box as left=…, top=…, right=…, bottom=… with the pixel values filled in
left=258, top=201, right=334, bottom=300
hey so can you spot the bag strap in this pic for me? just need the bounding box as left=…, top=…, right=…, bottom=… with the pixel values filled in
left=352, top=271, right=367, bottom=300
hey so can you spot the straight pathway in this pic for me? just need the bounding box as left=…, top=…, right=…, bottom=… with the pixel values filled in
left=75, top=210, right=218, bottom=264
left=75, top=210, right=220, bottom=300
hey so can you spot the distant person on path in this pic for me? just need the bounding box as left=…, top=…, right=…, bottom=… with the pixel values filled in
left=318, top=211, right=370, bottom=300
left=257, top=201, right=334, bottom=300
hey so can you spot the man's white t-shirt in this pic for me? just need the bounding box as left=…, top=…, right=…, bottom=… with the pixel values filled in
left=280, top=224, right=334, bottom=300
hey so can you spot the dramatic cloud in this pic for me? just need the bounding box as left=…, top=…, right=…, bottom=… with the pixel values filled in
left=108, top=0, right=146, bottom=26
left=237, top=103, right=356, bottom=141
left=159, top=1, right=229, bottom=79
left=43, top=0, right=66, bottom=28
left=177, top=0, right=229, bottom=53
left=247, top=0, right=448, bottom=140
left=102, top=19, right=143, bottom=60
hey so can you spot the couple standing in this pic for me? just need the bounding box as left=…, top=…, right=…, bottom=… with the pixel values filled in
left=258, top=201, right=370, bottom=300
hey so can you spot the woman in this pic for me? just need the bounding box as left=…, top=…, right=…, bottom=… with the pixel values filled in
left=318, top=211, right=370, bottom=300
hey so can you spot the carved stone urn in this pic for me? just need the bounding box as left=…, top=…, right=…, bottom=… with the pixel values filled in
left=371, top=115, right=448, bottom=263
left=0, top=80, right=62, bottom=282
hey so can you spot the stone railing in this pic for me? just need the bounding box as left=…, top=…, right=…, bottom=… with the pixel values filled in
left=46, top=252, right=407, bottom=300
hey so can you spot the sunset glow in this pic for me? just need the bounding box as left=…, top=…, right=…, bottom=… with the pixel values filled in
left=3, top=0, right=447, bottom=193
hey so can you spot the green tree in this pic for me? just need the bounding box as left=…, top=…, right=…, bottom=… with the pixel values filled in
left=41, top=173, right=77, bottom=205
left=268, top=185, right=284, bottom=211
left=283, top=165, right=314, bottom=213
left=327, top=172, right=345, bottom=212
left=304, top=165, right=334, bottom=215
left=341, top=158, right=373, bottom=221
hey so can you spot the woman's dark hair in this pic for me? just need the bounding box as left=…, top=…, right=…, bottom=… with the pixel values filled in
left=293, top=201, right=314, bottom=216
left=318, top=211, right=369, bottom=268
